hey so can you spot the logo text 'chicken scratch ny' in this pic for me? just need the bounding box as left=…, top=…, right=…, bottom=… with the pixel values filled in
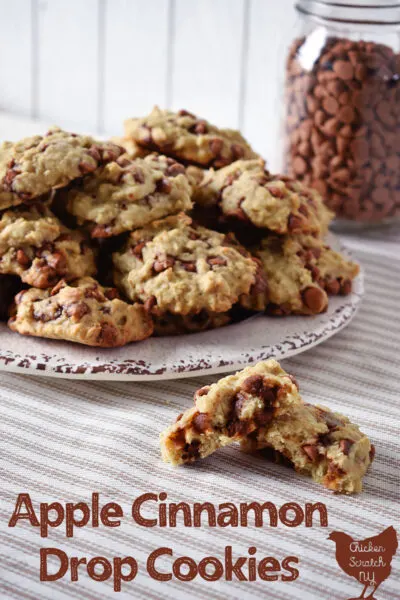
left=328, top=526, right=398, bottom=600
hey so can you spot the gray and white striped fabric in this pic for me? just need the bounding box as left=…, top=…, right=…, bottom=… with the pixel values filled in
left=0, top=231, right=399, bottom=600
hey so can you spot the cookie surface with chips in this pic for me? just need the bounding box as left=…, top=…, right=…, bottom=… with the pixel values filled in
left=113, top=213, right=258, bottom=316
left=124, top=106, right=258, bottom=168
left=9, top=277, right=153, bottom=347
left=195, top=159, right=333, bottom=235
left=66, top=154, right=192, bottom=238
left=0, top=205, right=96, bottom=288
left=0, top=127, right=123, bottom=210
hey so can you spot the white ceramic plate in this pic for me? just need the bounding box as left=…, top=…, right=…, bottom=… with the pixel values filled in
left=0, top=234, right=363, bottom=381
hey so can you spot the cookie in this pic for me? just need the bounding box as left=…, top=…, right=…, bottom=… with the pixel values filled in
left=241, top=234, right=359, bottom=315
left=8, top=277, right=153, bottom=347
left=124, top=106, right=258, bottom=168
left=242, top=236, right=327, bottom=315
left=0, top=205, right=97, bottom=288
left=66, top=154, right=192, bottom=238
left=194, top=159, right=334, bottom=236
left=0, top=127, right=123, bottom=210
left=160, top=359, right=373, bottom=493
left=292, top=234, right=360, bottom=296
left=160, top=359, right=298, bottom=464
left=113, top=213, right=258, bottom=317
left=242, top=403, right=373, bottom=494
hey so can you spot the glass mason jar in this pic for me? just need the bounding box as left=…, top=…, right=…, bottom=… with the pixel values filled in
left=281, top=1, right=400, bottom=227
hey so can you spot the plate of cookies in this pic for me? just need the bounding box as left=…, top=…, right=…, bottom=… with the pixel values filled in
left=0, top=107, right=363, bottom=380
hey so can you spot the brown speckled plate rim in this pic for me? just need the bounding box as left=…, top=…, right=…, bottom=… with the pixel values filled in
left=0, top=238, right=364, bottom=381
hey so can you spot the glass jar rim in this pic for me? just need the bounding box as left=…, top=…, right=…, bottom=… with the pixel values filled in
left=295, top=1, right=400, bottom=26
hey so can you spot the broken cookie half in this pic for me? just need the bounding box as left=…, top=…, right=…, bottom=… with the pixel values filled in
left=160, top=359, right=373, bottom=494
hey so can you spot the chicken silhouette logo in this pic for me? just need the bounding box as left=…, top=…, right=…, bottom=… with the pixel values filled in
left=328, top=526, right=398, bottom=599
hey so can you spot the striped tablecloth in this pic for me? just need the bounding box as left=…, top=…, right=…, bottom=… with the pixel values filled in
left=0, top=228, right=399, bottom=600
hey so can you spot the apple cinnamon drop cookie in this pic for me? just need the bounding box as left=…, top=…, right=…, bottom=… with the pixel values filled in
left=124, top=106, right=259, bottom=168
left=0, top=127, right=123, bottom=210
left=194, top=159, right=334, bottom=236
left=9, top=277, right=153, bottom=347
left=113, top=213, right=258, bottom=317
left=292, top=234, right=360, bottom=295
left=161, top=359, right=299, bottom=464
left=0, top=205, right=96, bottom=288
left=242, top=240, right=328, bottom=316
left=241, top=234, right=359, bottom=315
left=66, top=154, right=192, bottom=238
left=242, top=403, right=373, bottom=494
left=160, top=360, right=374, bottom=494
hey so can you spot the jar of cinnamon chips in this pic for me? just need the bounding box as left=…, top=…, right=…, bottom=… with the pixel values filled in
left=282, top=1, right=400, bottom=227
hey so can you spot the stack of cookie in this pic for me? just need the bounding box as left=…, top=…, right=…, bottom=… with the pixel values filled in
left=0, top=107, right=359, bottom=348
left=119, top=107, right=359, bottom=321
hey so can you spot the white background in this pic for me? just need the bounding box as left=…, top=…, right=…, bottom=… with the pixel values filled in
left=0, top=0, right=298, bottom=168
